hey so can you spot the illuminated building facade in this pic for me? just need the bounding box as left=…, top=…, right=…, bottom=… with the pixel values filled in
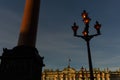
left=42, top=66, right=120, bottom=80
left=42, top=66, right=110, bottom=80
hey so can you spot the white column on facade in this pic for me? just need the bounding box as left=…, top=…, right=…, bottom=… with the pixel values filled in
left=105, top=73, right=110, bottom=80
left=60, top=76, right=62, bottom=80
left=73, top=75, right=75, bottom=80
left=42, top=75, right=44, bottom=80
left=65, top=75, right=67, bottom=80
left=54, top=75, right=57, bottom=80
left=97, top=73, right=100, bottom=80
left=61, top=75, right=63, bottom=80
left=102, top=72, right=105, bottom=80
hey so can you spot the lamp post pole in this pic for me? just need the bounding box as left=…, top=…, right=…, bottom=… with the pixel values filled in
left=72, top=10, right=101, bottom=80
left=86, top=39, right=94, bottom=80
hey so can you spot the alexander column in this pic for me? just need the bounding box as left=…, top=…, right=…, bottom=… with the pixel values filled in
left=0, top=0, right=44, bottom=80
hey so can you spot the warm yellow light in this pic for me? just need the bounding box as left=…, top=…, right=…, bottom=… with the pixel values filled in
left=83, top=18, right=90, bottom=24
left=81, top=10, right=88, bottom=19
left=82, top=14, right=87, bottom=19
left=82, top=31, right=87, bottom=36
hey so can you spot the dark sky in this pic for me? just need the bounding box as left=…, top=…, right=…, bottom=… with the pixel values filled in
left=0, top=0, right=120, bottom=71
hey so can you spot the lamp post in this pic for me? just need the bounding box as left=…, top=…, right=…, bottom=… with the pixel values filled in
left=71, top=10, right=101, bottom=80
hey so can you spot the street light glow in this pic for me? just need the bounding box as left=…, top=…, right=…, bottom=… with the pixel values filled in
left=83, top=17, right=91, bottom=24
left=82, top=31, right=87, bottom=36
left=81, top=10, right=88, bottom=19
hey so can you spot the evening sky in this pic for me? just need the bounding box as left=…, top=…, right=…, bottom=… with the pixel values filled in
left=0, top=0, right=120, bottom=71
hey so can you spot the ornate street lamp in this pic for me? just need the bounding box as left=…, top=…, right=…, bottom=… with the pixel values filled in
left=71, top=10, right=101, bottom=80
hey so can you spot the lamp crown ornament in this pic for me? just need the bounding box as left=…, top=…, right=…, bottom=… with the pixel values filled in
left=72, top=10, right=101, bottom=37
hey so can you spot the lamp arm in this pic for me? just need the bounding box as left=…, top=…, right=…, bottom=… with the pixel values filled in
left=74, top=35, right=83, bottom=38
left=90, top=33, right=101, bottom=37
left=74, top=35, right=88, bottom=40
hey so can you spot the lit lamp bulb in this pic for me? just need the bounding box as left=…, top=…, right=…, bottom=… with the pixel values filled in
left=81, top=10, right=91, bottom=24
left=81, top=10, right=88, bottom=19
left=82, top=31, right=88, bottom=36
left=94, top=21, right=101, bottom=34
left=72, top=22, right=79, bottom=36
left=83, top=17, right=91, bottom=24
